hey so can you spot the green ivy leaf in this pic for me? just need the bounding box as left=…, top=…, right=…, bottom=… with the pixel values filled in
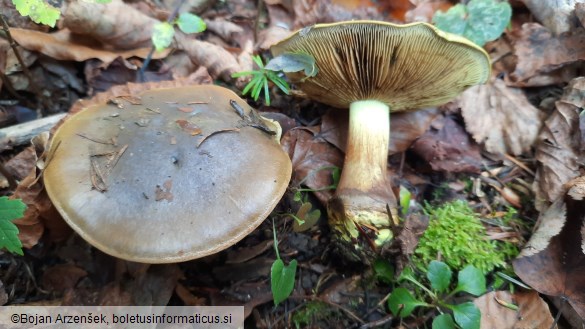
left=0, top=197, right=26, bottom=256
left=433, top=4, right=467, bottom=36
left=432, top=314, right=456, bottom=329
left=387, top=287, right=428, bottom=317
left=265, top=53, right=318, bottom=77
left=455, top=265, right=486, bottom=296
left=427, top=260, right=452, bottom=293
left=373, top=259, right=394, bottom=284
left=271, top=258, right=298, bottom=306
left=176, top=13, right=206, bottom=34
left=12, top=0, right=60, bottom=27
left=152, top=22, right=175, bottom=52
left=452, top=302, right=481, bottom=329
left=433, top=0, right=511, bottom=46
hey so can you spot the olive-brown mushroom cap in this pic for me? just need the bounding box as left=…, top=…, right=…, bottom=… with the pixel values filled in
left=43, top=85, right=292, bottom=263
left=271, top=21, right=491, bottom=111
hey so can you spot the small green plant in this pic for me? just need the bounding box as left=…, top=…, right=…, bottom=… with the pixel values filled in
left=289, top=191, right=321, bottom=232
left=0, top=197, right=27, bottom=256
left=388, top=261, right=485, bottom=329
left=414, top=200, right=518, bottom=274
left=231, top=55, right=290, bottom=106
left=433, top=0, right=512, bottom=46
left=271, top=220, right=297, bottom=306
left=232, top=52, right=318, bottom=106
left=152, top=13, right=206, bottom=51
left=284, top=166, right=340, bottom=232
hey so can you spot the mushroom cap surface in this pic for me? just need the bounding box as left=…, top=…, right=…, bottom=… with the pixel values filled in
left=44, top=85, right=292, bottom=263
left=271, top=20, right=491, bottom=111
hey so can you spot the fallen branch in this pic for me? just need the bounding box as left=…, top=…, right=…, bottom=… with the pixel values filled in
left=0, top=113, right=66, bottom=151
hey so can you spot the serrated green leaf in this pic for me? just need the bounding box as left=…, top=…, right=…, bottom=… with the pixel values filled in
left=466, top=0, right=511, bottom=46
left=12, top=0, right=60, bottom=27
left=176, top=13, right=206, bottom=34
left=452, top=302, right=481, bottom=329
left=432, top=314, right=456, bottom=329
left=373, top=259, right=394, bottom=284
left=432, top=4, right=467, bottom=36
left=0, top=197, right=26, bottom=256
left=265, top=53, right=318, bottom=77
left=433, top=0, right=511, bottom=46
left=455, top=265, right=486, bottom=296
left=271, top=258, right=297, bottom=306
left=152, top=22, right=175, bottom=52
left=387, top=287, right=427, bottom=317
left=427, top=260, right=452, bottom=293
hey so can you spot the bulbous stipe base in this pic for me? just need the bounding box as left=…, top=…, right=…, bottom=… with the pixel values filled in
left=327, top=191, right=399, bottom=264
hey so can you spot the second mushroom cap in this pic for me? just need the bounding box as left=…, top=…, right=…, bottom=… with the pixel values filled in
left=43, top=85, right=292, bottom=263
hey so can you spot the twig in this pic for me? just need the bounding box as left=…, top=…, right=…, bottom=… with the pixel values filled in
left=0, top=15, right=49, bottom=115
left=0, top=113, right=66, bottom=151
left=139, top=0, right=187, bottom=81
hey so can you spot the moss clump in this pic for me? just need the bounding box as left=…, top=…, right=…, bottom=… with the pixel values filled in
left=413, top=200, right=518, bottom=274
left=292, top=301, right=336, bottom=329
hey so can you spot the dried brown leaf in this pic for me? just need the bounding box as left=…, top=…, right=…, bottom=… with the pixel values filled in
left=508, top=23, right=585, bottom=87
left=533, top=78, right=585, bottom=209
left=473, top=290, right=556, bottom=329
left=178, top=36, right=242, bottom=82
left=281, top=127, right=344, bottom=204
left=410, top=115, right=483, bottom=173
left=293, top=0, right=382, bottom=30
left=204, top=18, right=244, bottom=42
left=514, top=177, right=585, bottom=319
left=41, top=264, right=88, bottom=292
left=520, top=198, right=566, bottom=257
left=9, top=29, right=165, bottom=64
left=61, top=0, right=156, bottom=50
left=460, top=79, right=543, bottom=155
left=521, top=0, right=583, bottom=35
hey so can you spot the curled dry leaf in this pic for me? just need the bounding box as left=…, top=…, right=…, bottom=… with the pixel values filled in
left=508, top=23, right=585, bottom=87
left=519, top=198, right=566, bottom=258
left=280, top=127, right=344, bottom=204
left=61, top=0, right=156, bottom=50
left=41, top=264, right=88, bottom=292
left=514, top=176, right=585, bottom=319
left=521, top=0, right=584, bottom=35
left=257, top=4, right=294, bottom=50
left=293, top=0, right=382, bottom=30
left=60, top=0, right=240, bottom=81
left=204, top=18, right=244, bottom=42
left=9, top=29, right=166, bottom=64
left=177, top=34, right=242, bottom=82
left=410, top=115, right=483, bottom=173
left=459, top=79, right=542, bottom=156
left=533, top=78, right=585, bottom=209
left=473, top=290, right=556, bottom=329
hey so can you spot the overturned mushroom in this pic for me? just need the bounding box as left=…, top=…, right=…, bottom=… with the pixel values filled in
left=43, top=85, right=292, bottom=263
left=272, top=21, right=490, bottom=262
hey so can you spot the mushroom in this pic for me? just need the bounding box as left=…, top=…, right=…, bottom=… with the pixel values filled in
left=271, top=21, right=490, bottom=262
left=43, top=85, right=292, bottom=263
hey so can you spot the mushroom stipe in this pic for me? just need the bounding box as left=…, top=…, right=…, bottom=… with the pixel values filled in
left=272, top=21, right=490, bottom=263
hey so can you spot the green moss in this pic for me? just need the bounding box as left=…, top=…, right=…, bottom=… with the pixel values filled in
left=413, top=200, right=518, bottom=274
left=292, top=301, right=336, bottom=329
